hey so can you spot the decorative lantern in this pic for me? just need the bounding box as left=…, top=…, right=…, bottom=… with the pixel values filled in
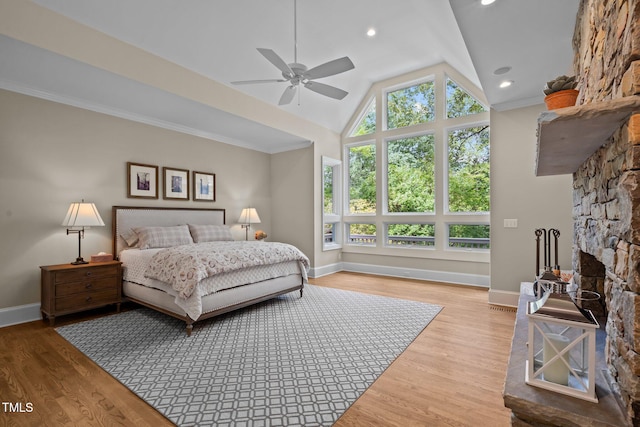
left=525, top=288, right=599, bottom=402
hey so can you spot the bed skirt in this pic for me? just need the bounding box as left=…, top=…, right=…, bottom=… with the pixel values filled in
left=123, top=274, right=304, bottom=335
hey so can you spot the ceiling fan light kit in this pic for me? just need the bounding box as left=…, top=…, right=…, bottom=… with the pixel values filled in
left=231, top=0, right=354, bottom=105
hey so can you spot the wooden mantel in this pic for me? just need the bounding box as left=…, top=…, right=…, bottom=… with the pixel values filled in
left=535, top=96, right=640, bottom=176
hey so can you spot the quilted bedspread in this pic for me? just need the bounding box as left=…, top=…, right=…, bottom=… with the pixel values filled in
left=144, top=241, right=310, bottom=299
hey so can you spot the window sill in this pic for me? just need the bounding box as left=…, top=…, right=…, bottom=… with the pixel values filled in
left=322, top=243, right=342, bottom=251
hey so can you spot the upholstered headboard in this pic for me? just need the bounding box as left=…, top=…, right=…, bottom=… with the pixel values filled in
left=112, top=206, right=226, bottom=257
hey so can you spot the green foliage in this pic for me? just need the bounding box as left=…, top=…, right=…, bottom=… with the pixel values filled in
left=323, top=165, right=334, bottom=214
left=448, top=126, right=490, bottom=212
left=388, top=223, right=435, bottom=246
left=446, top=78, right=486, bottom=118
left=348, top=144, right=376, bottom=213
left=450, top=224, right=490, bottom=238
left=351, top=99, right=376, bottom=136
left=387, top=81, right=435, bottom=129
left=350, top=223, right=376, bottom=236
left=387, top=135, right=435, bottom=213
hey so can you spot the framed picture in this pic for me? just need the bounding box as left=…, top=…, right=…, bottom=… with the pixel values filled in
left=193, top=171, right=216, bottom=201
left=127, top=162, right=158, bottom=199
left=163, top=167, right=190, bottom=200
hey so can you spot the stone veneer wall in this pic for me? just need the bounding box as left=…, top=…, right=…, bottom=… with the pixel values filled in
left=572, top=0, right=640, bottom=423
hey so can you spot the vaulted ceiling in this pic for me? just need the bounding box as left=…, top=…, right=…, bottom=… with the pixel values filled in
left=0, top=0, right=580, bottom=153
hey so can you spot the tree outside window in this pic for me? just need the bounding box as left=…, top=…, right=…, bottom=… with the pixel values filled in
left=387, top=134, right=435, bottom=213
left=387, top=81, right=435, bottom=129
left=348, top=144, right=376, bottom=214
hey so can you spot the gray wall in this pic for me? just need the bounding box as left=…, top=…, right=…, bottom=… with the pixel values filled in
left=489, top=104, right=573, bottom=302
left=0, top=89, right=285, bottom=309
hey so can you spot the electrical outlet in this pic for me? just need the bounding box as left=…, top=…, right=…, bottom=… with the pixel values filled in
left=504, top=219, right=518, bottom=228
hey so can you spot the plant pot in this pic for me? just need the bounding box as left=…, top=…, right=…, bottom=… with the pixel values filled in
left=544, top=89, right=579, bottom=110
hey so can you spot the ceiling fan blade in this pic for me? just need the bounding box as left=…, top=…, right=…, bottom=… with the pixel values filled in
left=257, top=48, right=294, bottom=78
left=303, top=57, right=355, bottom=80
left=279, top=85, right=297, bottom=105
left=304, top=81, right=348, bottom=100
left=231, top=79, right=287, bottom=85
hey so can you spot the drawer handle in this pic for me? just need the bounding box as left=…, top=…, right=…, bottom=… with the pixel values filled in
left=85, top=296, right=92, bottom=302
left=85, top=283, right=93, bottom=289
left=85, top=272, right=92, bottom=277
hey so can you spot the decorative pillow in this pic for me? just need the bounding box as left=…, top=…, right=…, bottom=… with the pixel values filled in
left=134, top=225, right=194, bottom=249
left=120, top=228, right=139, bottom=247
left=188, top=224, right=233, bottom=243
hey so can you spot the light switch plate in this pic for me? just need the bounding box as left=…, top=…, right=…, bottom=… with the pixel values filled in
left=504, top=219, right=518, bottom=228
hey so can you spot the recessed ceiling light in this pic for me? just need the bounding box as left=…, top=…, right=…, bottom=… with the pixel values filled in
left=481, top=0, right=496, bottom=5
left=499, top=80, right=513, bottom=88
left=493, top=66, right=512, bottom=75
left=367, top=28, right=376, bottom=37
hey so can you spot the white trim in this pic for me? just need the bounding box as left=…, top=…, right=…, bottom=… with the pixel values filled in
left=0, top=303, right=41, bottom=328
left=308, top=263, right=342, bottom=278
left=488, top=288, right=519, bottom=307
left=341, top=262, right=489, bottom=287
left=491, top=95, right=544, bottom=112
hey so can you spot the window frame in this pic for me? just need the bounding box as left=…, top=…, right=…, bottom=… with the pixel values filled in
left=322, top=156, right=342, bottom=251
left=341, top=67, right=490, bottom=263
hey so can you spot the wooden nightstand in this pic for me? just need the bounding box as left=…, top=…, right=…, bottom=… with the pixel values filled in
left=40, top=261, right=122, bottom=326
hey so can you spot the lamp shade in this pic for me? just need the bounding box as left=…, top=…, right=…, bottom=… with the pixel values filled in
left=61, top=202, right=105, bottom=228
left=238, top=208, right=261, bottom=225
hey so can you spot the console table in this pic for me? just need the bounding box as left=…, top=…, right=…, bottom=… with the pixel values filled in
left=502, top=283, right=629, bottom=426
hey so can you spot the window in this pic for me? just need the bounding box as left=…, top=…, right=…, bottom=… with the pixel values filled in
left=387, top=80, right=435, bottom=129
left=322, top=156, right=342, bottom=250
left=347, top=143, right=376, bottom=214
left=386, top=134, right=435, bottom=213
left=343, top=65, right=490, bottom=260
left=347, top=223, right=376, bottom=246
left=386, top=223, right=435, bottom=247
left=446, top=77, right=487, bottom=118
left=448, top=224, right=490, bottom=249
left=350, top=97, right=376, bottom=136
left=447, top=125, right=490, bottom=213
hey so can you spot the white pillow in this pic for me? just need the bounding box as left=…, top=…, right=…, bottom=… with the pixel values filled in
left=120, top=228, right=139, bottom=247
left=188, top=224, right=233, bottom=243
left=134, top=225, right=194, bottom=249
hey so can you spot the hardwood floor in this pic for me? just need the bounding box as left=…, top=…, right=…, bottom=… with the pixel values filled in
left=0, top=272, right=515, bottom=426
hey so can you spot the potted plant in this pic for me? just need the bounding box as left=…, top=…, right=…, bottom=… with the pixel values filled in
left=543, top=75, right=579, bottom=109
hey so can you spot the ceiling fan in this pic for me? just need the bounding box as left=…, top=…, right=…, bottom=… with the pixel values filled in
left=231, top=0, right=355, bottom=105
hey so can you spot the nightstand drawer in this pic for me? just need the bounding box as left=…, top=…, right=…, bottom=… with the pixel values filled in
left=56, top=277, right=117, bottom=297
left=54, top=265, right=117, bottom=283
left=55, top=288, right=119, bottom=312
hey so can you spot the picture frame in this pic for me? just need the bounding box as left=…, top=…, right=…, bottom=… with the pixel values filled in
left=193, top=171, right=216, bottom=202
left=163, top=167, right=190, bottom=200
left=127, top=162, right=158, bottom=199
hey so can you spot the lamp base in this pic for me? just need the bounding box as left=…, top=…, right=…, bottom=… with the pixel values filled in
left=71, top=257, right=88, bottom=265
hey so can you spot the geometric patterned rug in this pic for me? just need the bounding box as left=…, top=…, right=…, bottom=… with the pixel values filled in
left=56, top=284, right=441, bottom=427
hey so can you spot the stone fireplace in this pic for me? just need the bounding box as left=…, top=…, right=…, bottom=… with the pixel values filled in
left=571, top=0, right=640, bottom=424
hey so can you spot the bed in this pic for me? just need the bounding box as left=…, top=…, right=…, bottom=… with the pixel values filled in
left=112, top=206, right=308, bottom=335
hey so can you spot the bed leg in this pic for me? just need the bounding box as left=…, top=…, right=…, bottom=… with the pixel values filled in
left=186, top=323, right=193, bottom=337
left=300, top=288, right=303, bottom=298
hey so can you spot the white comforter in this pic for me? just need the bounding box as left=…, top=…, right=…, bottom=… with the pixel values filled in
left=120, top=241, right=309, bottom=319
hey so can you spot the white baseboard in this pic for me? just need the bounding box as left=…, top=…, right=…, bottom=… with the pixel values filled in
left=340, top=262, right=490, bottom=288
left=0, top=303, right=41, bottom=328
left=0, top=265, right=496, bottom=328
left=488, top=289, right=520, bottom=307
left=308, top=263, right=342, bottom=279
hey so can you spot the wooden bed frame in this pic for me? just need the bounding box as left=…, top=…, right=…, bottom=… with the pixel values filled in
left=112, top=206, right=304, bottom=335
